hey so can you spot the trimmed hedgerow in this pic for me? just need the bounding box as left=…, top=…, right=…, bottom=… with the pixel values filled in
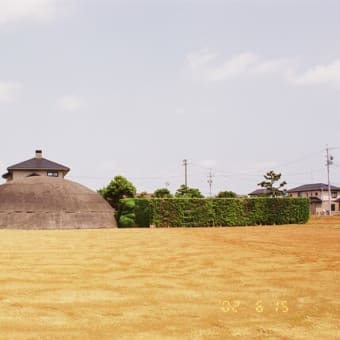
left=117, top=197, right=309, bottom=227
left=151, top=198, right=215, bottom=227
left=134, top=198, right=152, bottom=227
left=117, top=198, right=151, bottom=227
left=212, top=197, right=310, bottom=226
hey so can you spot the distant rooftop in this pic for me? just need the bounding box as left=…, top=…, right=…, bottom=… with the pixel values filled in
left=2, top=150, right=70, bottom=179
left=7, top=158, right=69, bottom=171
left=7, top=150, right=69, bottom=171
left=287, top=183, right=340, bottom=193
left=248, top=188, right=271, bottom=196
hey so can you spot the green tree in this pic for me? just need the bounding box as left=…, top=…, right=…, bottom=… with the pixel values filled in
left=153, top=188, right=173, bottom=198
left=98, top=175, right=136, bottom=209
left=216, top=190, right=237, bottom=198
left=175, top=185, right=204, bottom=198
left=258, top=170, right=287, bottom=197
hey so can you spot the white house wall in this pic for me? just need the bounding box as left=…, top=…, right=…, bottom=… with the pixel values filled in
left=11, top=170, right=65, bottom=181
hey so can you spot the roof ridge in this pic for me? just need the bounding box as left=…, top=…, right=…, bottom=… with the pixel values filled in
left=288, top=182, right=340, bottom=192
left=7, top=156, right=70, bottom=171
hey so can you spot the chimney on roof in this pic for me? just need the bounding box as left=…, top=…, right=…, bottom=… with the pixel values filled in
left=35, top=150, right=42, bottom=159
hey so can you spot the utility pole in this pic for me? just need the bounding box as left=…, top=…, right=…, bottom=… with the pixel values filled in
left=183, top=159, right=188, bottom=186
left=326, top=146, right=334, bottom=215
left=207, top=169, right=214, bottom=197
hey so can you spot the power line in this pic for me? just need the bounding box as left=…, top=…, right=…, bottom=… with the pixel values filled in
left=190, top=150, right=325, bottom=179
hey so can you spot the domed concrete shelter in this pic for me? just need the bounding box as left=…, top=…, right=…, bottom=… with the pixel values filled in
left=0, top=151, right=117, bottom=229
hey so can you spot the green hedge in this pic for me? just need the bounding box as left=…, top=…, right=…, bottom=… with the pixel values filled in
left=151, top=198, right=215, bottom=227
left=135, top=198, right=151, bottom=227
left=116, top=198, right=151, bottom=227
left=117, top=197, right=310, bottom=227
left=116, top=198, right=136, bottom=227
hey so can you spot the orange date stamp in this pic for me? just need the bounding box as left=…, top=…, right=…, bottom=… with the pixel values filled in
left=220, top=299, right=289, bottom=313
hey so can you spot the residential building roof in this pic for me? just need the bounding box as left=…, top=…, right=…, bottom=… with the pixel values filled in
left=248, top=188, right=271, bottom=196
left=2, top=150, right=70, bottom=179
left=136, top=193, right=153, bottom=198
left=7, top=157, right=70, bottom=171
left=310, top=196, right=322, bottom=203
left=7, top=150, right=69, bottom=172
left=287, top=183, right=340, bottom=193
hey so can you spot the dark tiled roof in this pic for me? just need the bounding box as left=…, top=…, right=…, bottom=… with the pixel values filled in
left=248, top=188, right=270, bottom=196
left=310, top=196, right=322, bottom=203
left=287, top=183, right=340, bottom=193
left=7, top=157, right=70, bottom=172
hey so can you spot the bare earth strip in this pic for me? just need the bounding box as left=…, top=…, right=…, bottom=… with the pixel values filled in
left=0, top=217, right=339, bottom=339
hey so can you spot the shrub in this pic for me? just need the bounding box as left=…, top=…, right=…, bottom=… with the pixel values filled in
left=99, top=175, right=136, bottom=209
left=216, top=191, right=237, bottom=198
left=135, top=199, right=152, bottom=227
left=118, top=198, right=151, bottom=227
left=153, top=188, right=172, bottom=198
left=151, top=198, right=215, bottom=227
left=119, top=214, right=136, bottom=227
left=117, top=197, right=310, bottom=227
left=117, top=198, right=135, bottom=227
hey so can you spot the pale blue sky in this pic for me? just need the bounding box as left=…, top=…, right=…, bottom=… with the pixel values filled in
left=1, top=0, right=340, bottom=195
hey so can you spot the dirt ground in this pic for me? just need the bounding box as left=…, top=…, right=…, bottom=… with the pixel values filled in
left=0, top=217, right=339, bottom=339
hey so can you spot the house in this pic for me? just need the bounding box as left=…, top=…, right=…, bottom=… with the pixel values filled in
left=287, top=183, right=340, bottom=215
left=2, top=150, right=70, bottom=182
left=136, top=192, right=153, bottom=198
left=0, top=150, right=117, bottom=229
left=248, top=188, right=271, bottom=197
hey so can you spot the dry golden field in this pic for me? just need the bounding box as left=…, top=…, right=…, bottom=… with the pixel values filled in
left=0, top=217, right=339, bottom=339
